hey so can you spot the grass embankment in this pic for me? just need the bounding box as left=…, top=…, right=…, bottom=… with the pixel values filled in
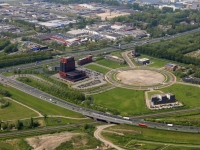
left=102, top=124, right=200, bottom=149
left=0, top=99, right=38, bottom=120
left=85, top=64, right=110, bottom=74
left=0, top=85, right=83, bottom=118
left=93, top=87, right=149, bottom=116
left=96, top=59, right=127, bottom=69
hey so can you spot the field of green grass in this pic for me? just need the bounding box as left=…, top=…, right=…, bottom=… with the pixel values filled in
left=44, top=117, right=93, bottom=126
left=102, top=124, right=200, bottom=148
left=96, top=59, right=127, bottom=69
left=0, top=99, right=38, bottom=120
left=162, top=84, right=200, bottom=108
left=85, top=64, right=110, bottom=74
left=93, top=88, right=150, bottom=116
left=138, top=55, right=171, bottom=68
left=0, top=85, right=84, bottom=118
left=111, top=51, right=123, bottom=58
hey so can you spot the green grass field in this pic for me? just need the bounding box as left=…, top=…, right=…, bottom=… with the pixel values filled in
left=93, top=88, right=150, bottom=116
left=111, top=51, right=123, bottom=58
left=85, top=64, right=110, bottom=74
left=0, top=85, right=84, bottom=118
left=96, top=59, right=127, bottom=69
left=162, top=84, right=200, bottom=108
left=44, top=117, right=93, bottom=126
left=102, top=124, right=200, bottom=147
left=0, top=99, right=38, bottom=120
left=138, top=55, right=170, bottom=68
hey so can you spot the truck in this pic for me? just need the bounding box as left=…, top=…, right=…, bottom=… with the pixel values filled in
left=123, top=117, right=130, bottom=120
left=138, top=123, right=147, bottom=127
left=167, top=124, right=173, bottom=127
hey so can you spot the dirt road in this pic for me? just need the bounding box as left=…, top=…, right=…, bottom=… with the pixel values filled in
left=94, top=124, right=125, bottom=150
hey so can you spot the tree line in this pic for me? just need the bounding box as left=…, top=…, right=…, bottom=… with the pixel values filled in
left=0, top=51, right=56, bottom=68
left=18, top=77, right=85, bottom=102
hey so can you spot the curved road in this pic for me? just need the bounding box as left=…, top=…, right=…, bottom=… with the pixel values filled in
left=94, top=124, right=124, bottom=150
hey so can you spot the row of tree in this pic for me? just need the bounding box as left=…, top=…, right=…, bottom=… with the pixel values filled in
left=0, top=51, right=55, bottom=68
left=135, top=32, right=200, bottom=66
left=0, top=118, right=39, bottom=130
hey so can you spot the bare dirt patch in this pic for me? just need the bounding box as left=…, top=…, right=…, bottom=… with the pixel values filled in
left=96, top=12, right=130, bottom=20
left=26, top=131, right=80, bottom=150
left=116, top=70, right=165, bottom=86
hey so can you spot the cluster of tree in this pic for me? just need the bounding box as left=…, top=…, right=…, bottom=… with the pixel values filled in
left=76, top=16, right=101, bottom=29
left=12, top=19, right=35, bottom=30
left=0, top=88, right=11, bottom=97
left=0, top=118, right=39, bottom=130
left=82, top=124, right=95, bottom=135
left=135, top=32, right=200, bottom=66
left=4, top=43, right=18, bottom=53
left=110, top=9, right=200, bottom=38
left=37, top=18, right=46, bottom=22
left=0, top=39, right=10, bottom=51
left=0, top=98, right=10, bottom=109
left=193, top=68, right=200, bottom=78
left=123, top=36, right=134, bottom=43
left=18, top=77, right=85, bottom=102
left=1, top=31, right=35, bottom=38
left=0, top=51, right=55, bottom=68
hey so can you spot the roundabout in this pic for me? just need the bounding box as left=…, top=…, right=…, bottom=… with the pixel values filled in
left=105, top=67, right=176, bottom=90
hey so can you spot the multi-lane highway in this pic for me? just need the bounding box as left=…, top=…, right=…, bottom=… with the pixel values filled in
left=1, top=74, right=200, bottom=133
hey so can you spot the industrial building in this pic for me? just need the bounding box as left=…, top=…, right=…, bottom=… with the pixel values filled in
left=77, top=55, right=92, bottom=65
left=151, top=93, right=176, bottom=105
left=105, top=55, right=125, bottom=64
left=50, top=35, right=80, bottom=47
left=137, top=58, right=150, bottom=65
left=59, top=57, right=87, bottom=82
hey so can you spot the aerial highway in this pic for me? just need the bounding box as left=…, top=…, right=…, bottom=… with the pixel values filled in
left=1, top=27, right=200, bottom=134
left=1, top=74, right=200, bottom=133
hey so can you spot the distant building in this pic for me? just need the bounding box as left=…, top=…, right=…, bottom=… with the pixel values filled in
left=67, top=30, right=86, bottom=37
left=105, top=55, right=125, bottom=64
left=137, top=58, right=150, bottom=65
left=151, top=93, right=176, bottom=105
left=165, top=64, right=179, bottom=71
